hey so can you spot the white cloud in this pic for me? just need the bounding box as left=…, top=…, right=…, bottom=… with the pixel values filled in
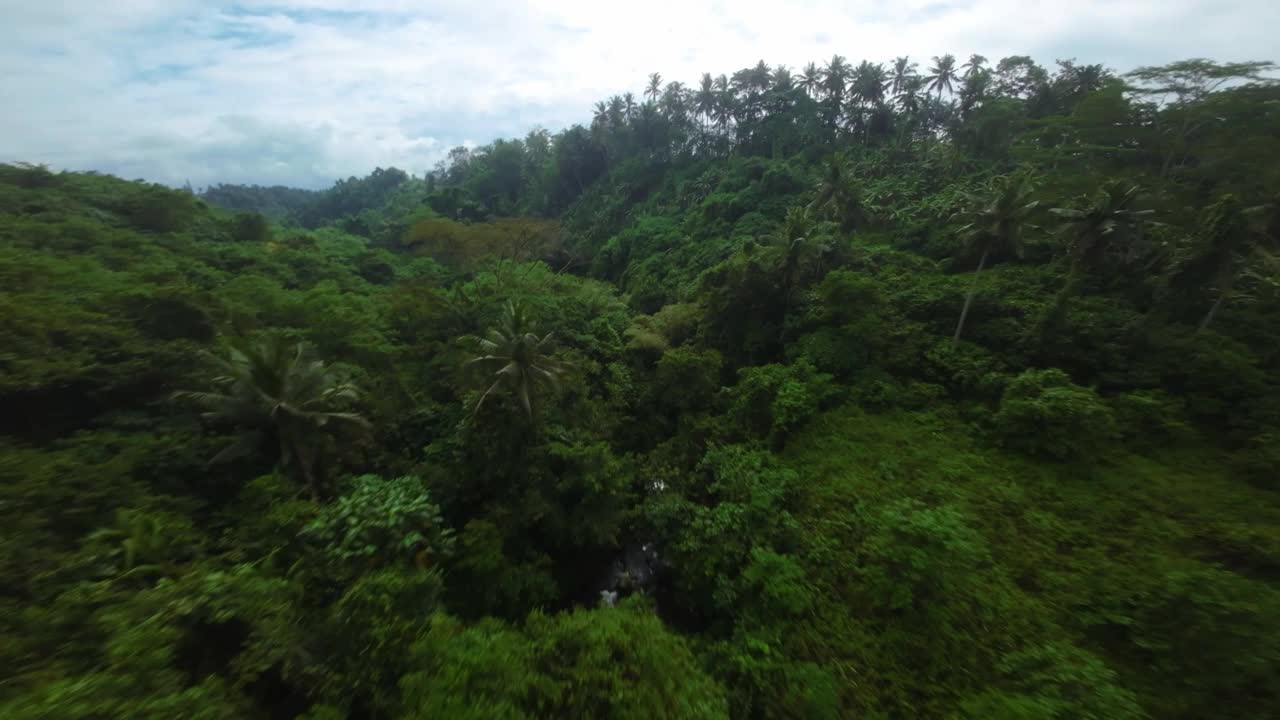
left=0, top=0, right=1276, bottom=188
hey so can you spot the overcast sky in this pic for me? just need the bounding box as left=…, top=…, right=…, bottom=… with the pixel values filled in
left=1, top=1, right=1275, bottom=189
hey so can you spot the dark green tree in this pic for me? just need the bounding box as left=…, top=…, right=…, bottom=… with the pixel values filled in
left=926, top=54, right=959, bottom=98
left=952, top=177, right=1040, bottom=341
left=808, top=155, right=862, bottom=231
left=464, top=300, right=566, bottom=417
left=172, top=338, right=369, bottom=499
left=1049, top=181, right=1155, bottom=302
left=646, top=72, right=664, bottom=104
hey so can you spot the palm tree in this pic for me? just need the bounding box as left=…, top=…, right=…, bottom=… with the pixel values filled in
left=774, top=206, right=831, bottom=335
left=797, top=62, right=822, bottom=98
left=961, top=54, right=987, bottom=80
left=1045, top=183, right=1155, bottom=328
left=894, top=76, right=925, bottom=146
left=645, top=72, right=663, bottom=104
left=852, top=60, right=888, bottom=107
left=951, top=178, right=1040, bottom=341
left=957, top=69, right=991, bottom=118
left=622, top=92, right=637, bottom=121
left=890, top=56, right=919, bottom=96
left=696, top=73, right=716, bottom=127
left=1051, top=182, right=1155, bottom=275
left=662, top=81, right=688, bottom=119
left=822, top=55, right=850, bottom=97
left=606, top=95, right=625, bottom=127
left=926, top=54, right=959, bottom=98
left=172, top=338, right=369, bottom=499
left=895, top=75, right=924, bottom=114
left=464, top=301, right=566, bottom=418
left=712, top=74, right=735, bottom=136
left=808, top=154, right=863, bottom=232
left=771, top=64, right=794, bottom=92
left=1167, top=195, right=1271, bottom=332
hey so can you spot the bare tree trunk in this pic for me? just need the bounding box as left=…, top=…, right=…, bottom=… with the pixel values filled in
left=293, top=445, right=322, bottom=501
left=1197, top=290, right=1229, bottom=333
left=954, top=250, right=988, bottom=342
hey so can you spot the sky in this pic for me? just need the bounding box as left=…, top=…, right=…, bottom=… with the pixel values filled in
left=1, top=0, right=1276, bottom=189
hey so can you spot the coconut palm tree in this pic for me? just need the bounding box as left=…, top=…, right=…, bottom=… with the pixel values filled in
left=606, top=95, right=626, bottom=127
left=661, top=81, right=688, bottom=119
left=464, top=301, right=566, bottom=418
left=797, top=62, right=823, bottom=98
left=172, top=338, right=369, bottom=499
left=645, top=72, right=663, bottom=103
left=1051, top=182, right=1155, bottom=275
left=696, top=73, right=716, bottom=126
left=622, top=92, right=638, bottom=121
left=1044, top=182, right=1155, bottom=328
left=852, top=60, right=888, bottom=107
left=951, top=178, right=1040, bottom=341
left=957, top=69, right=991, bottom=117
left=713, top=74, right=735, bottom=136
left=1166, top=195, right=1273, bottom=332
left=890, top=56, right=919, bottom=96
left=926, top=54, right=959, bottom=98
left=808, top=154, right=863, bottom=232
left=961, top=54, right=987, bottom=79
left=821, top=54, right=851, bottom=124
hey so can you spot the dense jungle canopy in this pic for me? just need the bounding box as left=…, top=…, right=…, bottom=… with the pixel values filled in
left=3, top=55, right=1280, bottom=719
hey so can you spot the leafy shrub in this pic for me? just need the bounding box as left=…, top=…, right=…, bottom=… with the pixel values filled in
left=1109, top=389, right=1193, bottom=447
left=122, top=186, right=198, bottom=232
left=993, top=368, right=1116, bottom=460
left=302, top=475, right=454, bottom=571
left=923, top=339, right=1009, bottom=398
left=646, top=446, right=803, bottom=620
left=953, top=642, right=1143, bottom=720
left=328, top=568, right=445, bottom=711
left=859, top=499, right=989, bottom=611
left=654, top=347, right=723, bottom=412
left=708, top=630, right=839, bottom=720
left=1098, top=563, right=1280, bottom=718
left=1233, top=429, right=1280, bottom=490
left=400, top=604, right=729, bottom=720
left=229, top=212, right=271, bottom=243
left=728, top=359, right=837, bottom=447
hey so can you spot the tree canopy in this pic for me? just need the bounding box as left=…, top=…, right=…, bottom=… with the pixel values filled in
left=4, top=53, right=1280, bottom=720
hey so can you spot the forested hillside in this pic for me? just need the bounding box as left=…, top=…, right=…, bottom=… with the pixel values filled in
left=3, top=54, right=1280, bottom=720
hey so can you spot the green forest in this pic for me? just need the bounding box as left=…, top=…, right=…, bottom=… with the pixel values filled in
left=3, top=54, right=1280, bottom=719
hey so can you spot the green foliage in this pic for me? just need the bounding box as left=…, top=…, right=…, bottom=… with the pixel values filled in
left=401, top=604, right=729, bottom=720
left=993, top=368, right=1117, bottom=460
left=326, top=568, right=446, bottom=712
left=5, top=50, right=1280, bottom=720
left=228, top=212, right=272, bottom=243
left=654, top=347, right=723, bottom=412
left=172, top=337, right=371, bottom=498
left=302, top=475, right=454, bottom=570
left=647, top=446, right=804, bottom=621
left=954, top=642, right=1143, bottom=720
left=859, top=499, right=990, bottom=611
left=728, top=358, right=837, bottom=446
left=464, top=300, right=567, bottom=418
left=1233, top=429, right=1280, bottom=489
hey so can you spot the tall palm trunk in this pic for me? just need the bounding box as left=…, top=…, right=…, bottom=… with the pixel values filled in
left=1042, top=268, right=1086, bottom=338
left=1198, top=289, right=1230, bottom=333
left=284, top=435, right=323, bottom=501
left=953, top=249, right=989, bottom=342
left=298, top=453, right=323, bottom=501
